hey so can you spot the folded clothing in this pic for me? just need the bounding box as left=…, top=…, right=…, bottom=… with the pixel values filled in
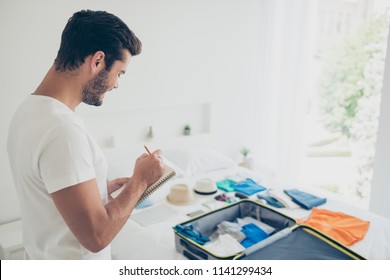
left=299, top=208, right=370, bottom=246
left=216, top=179, right=236, bottom=192
left=269, top=189, right=300, bottom=209
left=204, top=216, right=276, bottom=255
left=209, top=221, right=246, bottom=242
left=236, top=217, right=276, bottom=235
left=284, top=189, right=326, bottom=210
left=174, top=224, right=210, bottom=245
left=203, top=234, right=245, bottom=256
left=240, top=223, right=269, bottom=248
left=257, top=193, right=285, bottom=208
left=233, top=178, right=267, bottom=196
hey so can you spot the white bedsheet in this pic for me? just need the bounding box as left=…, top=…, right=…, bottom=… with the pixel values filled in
left=111, top=165, right=390, bottom=260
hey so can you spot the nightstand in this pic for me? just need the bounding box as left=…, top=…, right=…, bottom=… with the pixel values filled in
left=0, top=219, right=24, bottom=259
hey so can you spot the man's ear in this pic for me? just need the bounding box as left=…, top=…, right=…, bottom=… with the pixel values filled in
left=91, top=51, right=105, bottom=73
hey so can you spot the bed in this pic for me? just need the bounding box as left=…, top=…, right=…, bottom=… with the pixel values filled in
left=105, top=145, right=390, bottom=260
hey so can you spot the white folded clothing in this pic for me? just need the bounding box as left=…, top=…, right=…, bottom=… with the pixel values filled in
left=209, top=221, right=246, bottom=242
left=203, top=234, right=245, bottom=256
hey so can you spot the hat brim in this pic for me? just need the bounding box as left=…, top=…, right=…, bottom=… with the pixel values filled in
left=166, top=195, right=197, bottom=206
left=194, top=189, right=218, bottom=195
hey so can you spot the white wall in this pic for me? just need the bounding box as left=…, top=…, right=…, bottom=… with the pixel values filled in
left=0, top=0, right=263, bottom=223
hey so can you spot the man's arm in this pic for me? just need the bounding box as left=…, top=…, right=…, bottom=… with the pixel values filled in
left=51, top=151, right=163, bottom=253
left=107, top=177, right=129, bottom=201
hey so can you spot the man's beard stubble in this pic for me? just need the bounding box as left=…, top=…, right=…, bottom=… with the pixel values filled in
left=82, top=69, right=110, bottom=106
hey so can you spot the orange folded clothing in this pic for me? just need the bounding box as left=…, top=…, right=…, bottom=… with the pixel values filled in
left=299, top=208, right=370, bottom=246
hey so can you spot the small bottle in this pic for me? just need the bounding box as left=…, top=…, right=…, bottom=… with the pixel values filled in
left=147, top=126, right=154, bottom=139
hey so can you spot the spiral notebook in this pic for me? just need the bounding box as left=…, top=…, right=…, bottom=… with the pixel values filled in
left=111, top=164, right=176, bottom=206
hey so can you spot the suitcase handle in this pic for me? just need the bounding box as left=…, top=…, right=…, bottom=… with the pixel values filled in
left=183, top=250, right=199, bottom=260
left=180, top=239, right=208, bottom=259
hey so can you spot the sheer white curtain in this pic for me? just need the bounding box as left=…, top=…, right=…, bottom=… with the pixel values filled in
left=253, top=0, right=317, bottom=185
left=370, top=27, right=390, bottom=219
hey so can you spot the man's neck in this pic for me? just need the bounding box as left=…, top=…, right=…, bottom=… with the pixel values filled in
left=34, top=65, right=84, bottom=111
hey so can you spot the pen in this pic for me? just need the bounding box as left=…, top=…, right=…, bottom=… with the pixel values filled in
left=144, top=145, right=152, bottom=155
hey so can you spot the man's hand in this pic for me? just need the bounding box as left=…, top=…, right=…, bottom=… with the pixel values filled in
left=130, top=149, right=164, bottom=195
left=107, top=177, right=130, bottom=201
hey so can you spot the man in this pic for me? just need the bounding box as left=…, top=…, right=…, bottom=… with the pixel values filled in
left=7, top=10, right=163, bottom=259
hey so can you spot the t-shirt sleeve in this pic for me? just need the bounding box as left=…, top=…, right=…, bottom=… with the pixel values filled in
left=38, top=122, right=96, bottom=193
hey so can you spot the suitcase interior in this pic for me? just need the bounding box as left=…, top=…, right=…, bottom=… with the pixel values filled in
left=173, top=200, right=364, bottom=260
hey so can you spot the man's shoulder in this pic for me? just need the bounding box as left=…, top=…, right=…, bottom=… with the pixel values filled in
left=20, top=95, right=84, bottom=128
left=10, top=95, right=86, bottom=146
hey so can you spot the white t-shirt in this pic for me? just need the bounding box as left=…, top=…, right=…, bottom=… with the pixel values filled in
left=7, top=95, right=111, bottom=259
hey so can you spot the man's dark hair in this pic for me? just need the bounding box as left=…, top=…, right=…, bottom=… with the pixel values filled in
left=54, top=10, right=142, bottom=72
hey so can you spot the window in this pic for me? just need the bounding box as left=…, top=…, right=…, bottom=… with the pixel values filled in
left=252, top=0, right=390, bottom=209
left=299, top=0, right=390, bottom=207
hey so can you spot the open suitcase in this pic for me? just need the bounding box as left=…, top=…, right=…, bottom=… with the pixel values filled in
left=173, top=200, right=365, bottom=260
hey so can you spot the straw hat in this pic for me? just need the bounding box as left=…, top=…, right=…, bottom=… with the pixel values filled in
left=167, top=184, right=197, bottom=205
left=193, top=178, right=218, bottom=195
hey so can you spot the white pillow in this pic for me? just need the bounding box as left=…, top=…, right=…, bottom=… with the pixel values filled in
left=162, top=147, right=237, bottom=176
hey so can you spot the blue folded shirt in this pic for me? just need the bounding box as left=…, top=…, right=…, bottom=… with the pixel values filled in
left=283, top=189, right=326, bottom=210
left=173, top=224, right=210, bottom=245
left=233, top=178, right=266, bottom=196
left=240, top=223, right=269, bottom=248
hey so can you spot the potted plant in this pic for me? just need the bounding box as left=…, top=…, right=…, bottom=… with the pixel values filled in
left=183, top=124, right=191, bottom=136
left=240, top=147, right=253, bottom=169
left=240, top=147, right=250, bottom=158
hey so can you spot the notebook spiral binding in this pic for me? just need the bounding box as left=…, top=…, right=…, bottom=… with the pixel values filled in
left=136, top=170, right=176, bottom=206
